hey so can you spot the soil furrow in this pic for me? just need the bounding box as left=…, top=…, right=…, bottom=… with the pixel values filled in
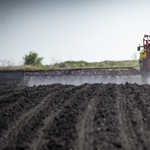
left=0, top=84, right=63, bottom=133
left=37, top=84, right=91, bottom=150
left=29, top=86, right=78, bottom=150
left=0, top=85, right=74, bottom=149
left=93, top=84, right=123, bottom=149
left=1, top=79, right=150, bottom=150
left=75, top=97, right=97, bottom=150
left=74, top=84, right=105, bottom=150
left=116, top=85, right=133, bottom=149
left=119, top=84, right=150, bottom=150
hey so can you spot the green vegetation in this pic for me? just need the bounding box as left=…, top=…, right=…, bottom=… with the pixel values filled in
left=0, top=51, right=139, bottom=70
left=23, top=51, right=43, bottom=65
left=53, top=60, right=139, bottom=70
left=0, top=60, right=139, bottom=70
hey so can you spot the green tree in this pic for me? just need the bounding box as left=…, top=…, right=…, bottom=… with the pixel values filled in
left=23, top=51, right=43, bottom=65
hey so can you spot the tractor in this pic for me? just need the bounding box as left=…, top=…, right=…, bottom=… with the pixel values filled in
left=138, top=35, right=150, bottom=84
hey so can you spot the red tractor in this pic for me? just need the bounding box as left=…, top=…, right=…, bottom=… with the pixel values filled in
left=138, top=35, right=150, bottom=84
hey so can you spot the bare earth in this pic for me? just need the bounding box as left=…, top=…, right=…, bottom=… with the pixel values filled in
left=0, top=79, right=150, bottom=150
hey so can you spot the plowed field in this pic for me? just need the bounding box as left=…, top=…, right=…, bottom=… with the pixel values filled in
left=0, top=79, right=150, bottom=150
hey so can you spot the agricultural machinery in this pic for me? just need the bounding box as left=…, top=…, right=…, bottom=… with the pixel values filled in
left=138, top=34, right=150, bottom=84
left=22, top=35, right=150, bottom=86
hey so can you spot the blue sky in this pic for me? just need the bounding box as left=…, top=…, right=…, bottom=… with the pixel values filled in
left=0, top=0, right=150, bottom=65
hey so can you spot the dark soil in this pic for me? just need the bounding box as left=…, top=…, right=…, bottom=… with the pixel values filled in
left=0, top=79, right=150, bottom=150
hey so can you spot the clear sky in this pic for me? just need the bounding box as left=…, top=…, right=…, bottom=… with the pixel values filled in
left=0, top=0, right=150, bottom=65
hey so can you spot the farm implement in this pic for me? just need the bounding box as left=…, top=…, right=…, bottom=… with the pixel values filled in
left=22, top=35, right=150, bottom=86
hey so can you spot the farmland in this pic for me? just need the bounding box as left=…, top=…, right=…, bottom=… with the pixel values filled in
left=0, top=79, right=150, bottom=150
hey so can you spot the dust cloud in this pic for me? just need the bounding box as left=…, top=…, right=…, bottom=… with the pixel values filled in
left=21, top=75, right=142, bottom=87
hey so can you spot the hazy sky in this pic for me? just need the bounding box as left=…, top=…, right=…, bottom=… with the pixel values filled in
left=0, top=0, right=150, bottom=65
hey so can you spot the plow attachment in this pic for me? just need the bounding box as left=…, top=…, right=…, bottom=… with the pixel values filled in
left=21, top=67, right=150, bottom=86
